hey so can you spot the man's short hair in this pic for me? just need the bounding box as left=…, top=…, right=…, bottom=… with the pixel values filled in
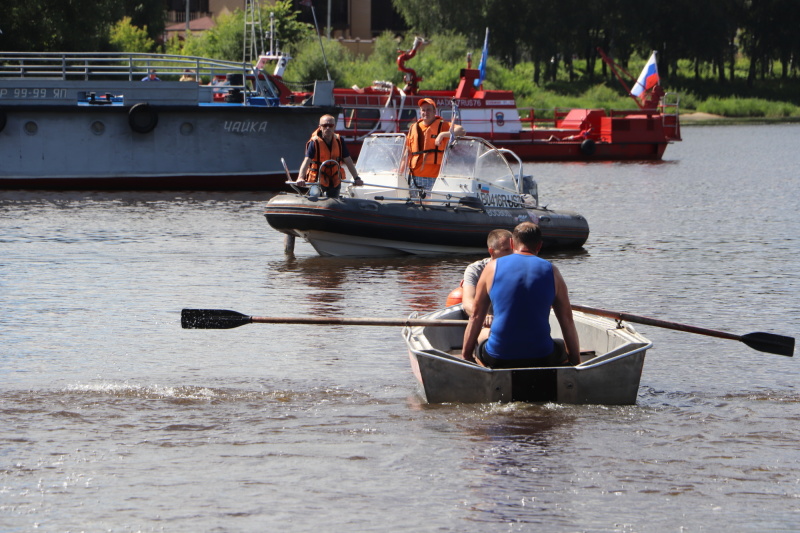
left=487, top=229, right=512, bottom=251
left=512, top=222, right=542, bottom=249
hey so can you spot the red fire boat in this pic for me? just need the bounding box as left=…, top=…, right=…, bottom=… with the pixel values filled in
left=264, top=39, right=681, bottom=162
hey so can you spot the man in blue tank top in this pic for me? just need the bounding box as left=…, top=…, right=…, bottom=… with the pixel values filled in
left=461, top=222, right=581, bottom=368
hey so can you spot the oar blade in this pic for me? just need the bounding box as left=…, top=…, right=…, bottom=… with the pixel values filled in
left=181, top=309, right=252, bottom=329
left=741, top=332, right=795, bottom=357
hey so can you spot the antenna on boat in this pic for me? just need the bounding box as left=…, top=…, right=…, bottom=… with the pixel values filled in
left=301, top=1, right=331, bottom=81
left=449, top=100, right=462, bottom=147
left=243, top=0, right=266, bottom=64
left=450, top=99, right=462, bottom=127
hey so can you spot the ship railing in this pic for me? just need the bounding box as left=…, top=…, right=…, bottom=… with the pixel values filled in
left=519, top=108, right=575, bottom=131
left=0, top=52, right=278, bottom=102
left=660, top=92, right=682, bottom=141
left=0, top=52, right=253, bottom=81
left=520, top=106, right=671, bottom=130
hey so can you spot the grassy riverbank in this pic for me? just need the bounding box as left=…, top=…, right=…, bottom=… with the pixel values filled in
left=679, top=113, right=800, bottom=125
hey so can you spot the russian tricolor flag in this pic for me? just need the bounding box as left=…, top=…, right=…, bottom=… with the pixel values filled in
left=631, top=51, right=659, bottom=98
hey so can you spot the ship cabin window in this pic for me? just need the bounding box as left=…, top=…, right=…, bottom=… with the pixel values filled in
left=342, top=108, right=381, bottom=131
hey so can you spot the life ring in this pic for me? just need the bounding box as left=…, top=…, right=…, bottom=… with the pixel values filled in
left=0, top=111, right=6, bottom=133
left=128, top=103, right=158, bottom=134
left=580, top=138, right=596, bottom=156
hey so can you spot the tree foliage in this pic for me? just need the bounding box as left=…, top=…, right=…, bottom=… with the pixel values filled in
left=3, top=0, right=800, bottom=108
left=110, top=17, right=156, bottom=53
left=390, top=0, right=800, bottom=90
left=0, top=0, right=165, bottom=52
left=120, top=0, right=166, bottom=43
left=166, top=0, right=314, bottom=62
left=0, top=0, right=120, bottom=51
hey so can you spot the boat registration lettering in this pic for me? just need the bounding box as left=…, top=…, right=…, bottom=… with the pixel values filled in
left=224, top=120, right=269, bottom=133
left=0, top=88, right=67, bottom=99
left=450, top=99, right=483, bottom=108
left=479, top=192, right=524, bottom=208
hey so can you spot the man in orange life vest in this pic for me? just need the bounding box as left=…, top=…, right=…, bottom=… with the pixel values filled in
left=406, top=98, right=466, bottom=190
left=297, top=114, right=363, bottom=197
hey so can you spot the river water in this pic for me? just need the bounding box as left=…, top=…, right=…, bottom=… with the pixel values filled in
left=1, top=125, right=798, bottom=531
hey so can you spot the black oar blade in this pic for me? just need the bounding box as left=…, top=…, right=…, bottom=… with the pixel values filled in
left=741, top=332, right=795, bottom=357
left=181, top=309, right=252, bottom=329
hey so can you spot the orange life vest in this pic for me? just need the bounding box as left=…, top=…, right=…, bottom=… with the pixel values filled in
left=408, top=117, right=450, bottom=178
left=307, top=130, right=345, bottom=187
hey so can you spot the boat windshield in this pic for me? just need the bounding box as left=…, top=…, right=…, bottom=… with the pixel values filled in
left=439, top=137, right=518, bottom=192
left=355, top=134, right=407, bottom=175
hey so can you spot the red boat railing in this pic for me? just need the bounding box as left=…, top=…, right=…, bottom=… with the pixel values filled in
left=334, top=100, right=681, bottom=144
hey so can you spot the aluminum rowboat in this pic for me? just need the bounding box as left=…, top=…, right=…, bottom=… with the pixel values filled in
left=403, top=305, right=652, bottom=405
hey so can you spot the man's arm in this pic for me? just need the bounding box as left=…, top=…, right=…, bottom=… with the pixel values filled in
left=296, top=156, right=311, bottom=186
left=461, top=283, right=477, bottom=317
left=461, top=261, right=484, bottom=317
left=435, top=124, right=467, bottom=146
left=342, top=156, right=363, bottom=185
left=551, top=265, right=581, bottom=365
left=461, top=261, right=495, bottom=364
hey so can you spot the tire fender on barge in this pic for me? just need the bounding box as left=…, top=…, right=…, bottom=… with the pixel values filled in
left=128, top=103, right=159, bottom=134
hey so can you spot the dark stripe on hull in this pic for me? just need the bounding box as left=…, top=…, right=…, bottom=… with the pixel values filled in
left=510, top=368, right=559, bottom=402
left=0, top=173, right=289, bottom=191
left=265, top=195, right=589, bottom=251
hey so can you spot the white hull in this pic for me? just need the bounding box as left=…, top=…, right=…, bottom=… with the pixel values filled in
left=295, top=229, right=485, bottom=257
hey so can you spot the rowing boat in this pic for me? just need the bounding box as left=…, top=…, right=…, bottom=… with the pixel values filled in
left=402, top=305, right=652, bottom=405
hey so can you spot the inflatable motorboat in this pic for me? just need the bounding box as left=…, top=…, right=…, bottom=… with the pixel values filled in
left=264, top=134, right=589, bottom=256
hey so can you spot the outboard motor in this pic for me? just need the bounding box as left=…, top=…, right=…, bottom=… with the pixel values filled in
left=521, top=175, right=538, bottom=204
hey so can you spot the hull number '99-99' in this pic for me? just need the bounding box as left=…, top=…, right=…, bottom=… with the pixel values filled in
left=0, top=88, right=68, bottom=99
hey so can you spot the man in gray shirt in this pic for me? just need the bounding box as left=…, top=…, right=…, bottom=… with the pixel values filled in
left=461, top=229, right=513, bottom=343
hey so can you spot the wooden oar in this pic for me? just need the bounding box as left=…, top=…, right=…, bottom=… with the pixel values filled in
left=181, top=309, right=466, bottom=330
left=571, top=304, right=794, bottom=357
left=182, top=307, right=794, bottom=357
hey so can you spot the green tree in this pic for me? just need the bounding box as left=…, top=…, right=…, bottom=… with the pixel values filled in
left=0, top=0, right=119, bottom=51
left=390, top=0, right=488, bottom=48
left=261, top=0, right=315, bottom=53
left=169, top=0, right=313, bottom=62
left=122, top=0, right=166, bottom=43
left=284, top=36, right=354, bottom=87
left=110, top=17, right=156, bottom=53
